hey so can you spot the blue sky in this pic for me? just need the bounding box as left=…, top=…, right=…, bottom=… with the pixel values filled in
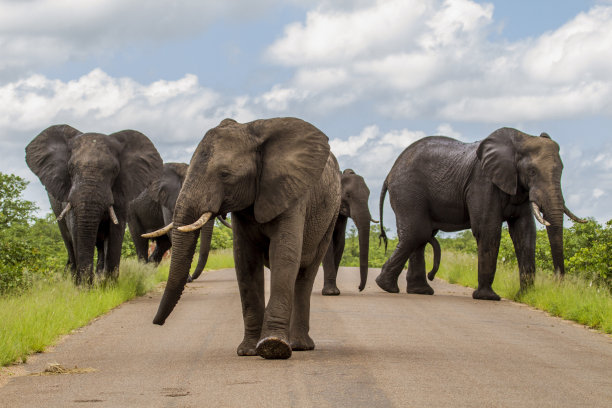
left=1, top=0, right=611, bottom=234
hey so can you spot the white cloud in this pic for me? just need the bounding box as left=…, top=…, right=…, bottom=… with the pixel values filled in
left=593, top=188, right=605, bottom=199
left=0, top=0, right=314, bottom=80
left=263, top=0, right=612, bottom=122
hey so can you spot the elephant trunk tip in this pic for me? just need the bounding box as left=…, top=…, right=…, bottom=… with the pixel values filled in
left=152, top=314, right=167, bottom=326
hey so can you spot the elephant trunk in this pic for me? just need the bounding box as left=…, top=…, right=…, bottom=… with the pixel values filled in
left=533, top=186, right=566, bottom=277
left=190, top=219, right=215, bottom=281
left=353, top=207, right=371, bottom=291
left=545, top=207, right=565, bottom=276
left=153, top=206, right=208, bottom=324
left=74, top=203, right=104, bottom=285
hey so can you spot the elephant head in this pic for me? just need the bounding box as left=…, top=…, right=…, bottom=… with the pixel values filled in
left=340, top=169, right=377, bottom=291
left=153, top=117, right=331, bottom=325
left=477, top=128, right=585, bottom=276
left=26, top=124, right=162, bottom=284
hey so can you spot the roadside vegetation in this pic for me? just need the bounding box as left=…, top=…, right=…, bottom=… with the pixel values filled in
left=341, top=223, right=612, bottom=333
left=0, top=172, right=233, bottom=366
left=0, top=171, right=609, bottom=366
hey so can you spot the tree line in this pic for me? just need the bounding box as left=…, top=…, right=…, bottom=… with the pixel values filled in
left=1, top=171, right=610, bottom=294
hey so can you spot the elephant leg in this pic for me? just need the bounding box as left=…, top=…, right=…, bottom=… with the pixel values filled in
left=95, top=239, right=105, bottom=277
left=508, top=210, right=536, bottom=292
left=472, top=223, right=502, bottom=301
left=322, top=244, right=339, bottom=295
left=104, top=224, right=125, bottom=280
left=234, top=233, right=265, bottom=357
left=256, top=216, right=304, bottom=360
left=406, top=243, right=434, bottom=295
left=290, top=264, right=319, bottom=351
left=377, top=224, right=428, bottom=293
left=322, top=217, right=346, bottom=295
left=129, top=224, right=150, bottom=263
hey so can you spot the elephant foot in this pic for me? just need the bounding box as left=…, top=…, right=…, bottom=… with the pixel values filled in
left=256, top=337, right=292, bottom=360
left=472, top=288, right=501, bottom=301
left=186, top=275, right=193, bottom=283
left=375, top=274, right=400, bottom=293
left=322, top=285, right=340, bottom=296
left=290, top=335, right=315, bottom=351
left=237, top=339, right=258, bottom=356
left=406, top=284, right=434, bottom=295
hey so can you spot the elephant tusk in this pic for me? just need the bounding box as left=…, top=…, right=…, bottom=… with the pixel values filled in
left=371, top=218, right=379, bottom=224
left=531, top=202, right=551, bottom=226
left=564, top=205, right=587, bottom=224
left=178, top=212, right=213, bottom=232
left=56, top=202, right=71, bottom=222
left=142, top=223, right=174, bottom=238
left=109, top=206, right=119, bottom=225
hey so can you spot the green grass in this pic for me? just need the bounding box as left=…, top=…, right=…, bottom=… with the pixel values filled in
left=0, top=249, right=234, bottom=367
left=434, top=250, right=612, bottom=334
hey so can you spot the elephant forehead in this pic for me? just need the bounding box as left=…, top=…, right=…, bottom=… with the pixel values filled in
left=70, top=135, right=118, bottom=167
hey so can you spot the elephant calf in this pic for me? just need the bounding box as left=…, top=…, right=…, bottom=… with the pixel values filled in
left=150, top=117, right=341, bottom=359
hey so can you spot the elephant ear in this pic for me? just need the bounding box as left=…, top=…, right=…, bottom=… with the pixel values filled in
left=158, top=162, right=188, bottom=211
left=25, top=124, right=82, bottom=201
left=477, top=127, right=518, bottom=195
left=249, top=118, right=330, bottom=224
left=111, top=130, right=163, bottom=206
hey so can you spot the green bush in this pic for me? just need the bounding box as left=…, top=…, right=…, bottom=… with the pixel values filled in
left=210, top=217, right=233, bottom=250
left=441, top=218, right=611, bottom=290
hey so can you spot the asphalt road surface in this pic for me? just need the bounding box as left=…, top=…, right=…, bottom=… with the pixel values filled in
left=1, top=267, right=611, bottom=407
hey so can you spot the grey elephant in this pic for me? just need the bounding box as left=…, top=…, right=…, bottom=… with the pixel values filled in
left=377, top=128, right=585, bottom=300
left=321, top=169, right=378, bottom=296
left=25, top=125, right=162, bottom=285
left=149, top=117, right=341, bottom=360
left=128, top=162, right=231, bottom=281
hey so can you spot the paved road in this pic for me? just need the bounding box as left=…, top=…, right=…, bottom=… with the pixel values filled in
left=1, top=267, right=611, bottom=407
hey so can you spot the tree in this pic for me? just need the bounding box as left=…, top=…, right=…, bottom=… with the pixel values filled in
left=0, top=173, right=38, bottom=231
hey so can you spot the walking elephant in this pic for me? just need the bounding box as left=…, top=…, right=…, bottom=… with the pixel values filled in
left=128, top=162, right=231, bottom=281
left=25, top=125, right=162, bottom=285
left=377, top=128, right=585, bottom=300
left=148, top=117, right=341, bottom=359
left=321, top=169, right=378, bottom=296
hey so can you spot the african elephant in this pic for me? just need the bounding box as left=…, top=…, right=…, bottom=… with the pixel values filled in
left=149, top=117, right=341, bottom=359
left=128, top=162, right=231, bottom=281
left=25, top=125, right=162, bottom=285
left=377, top=128, right=585, bottom=300
left=321, top=169, right=378, bottom=296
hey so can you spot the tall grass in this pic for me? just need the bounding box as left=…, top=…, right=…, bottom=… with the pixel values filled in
left=0, top=260, right=167, bottom=366
left=0, top=250, right=235, bottom=367
left=434, top=251, right=612, bottom=333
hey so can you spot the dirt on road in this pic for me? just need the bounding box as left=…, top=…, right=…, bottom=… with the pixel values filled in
left=1, top=267, right=611, bottom=407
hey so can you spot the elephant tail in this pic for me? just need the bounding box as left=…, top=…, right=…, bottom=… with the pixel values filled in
left=427, top=237, right=441, bottom=281
left=378, top=178, right=388, bottom=253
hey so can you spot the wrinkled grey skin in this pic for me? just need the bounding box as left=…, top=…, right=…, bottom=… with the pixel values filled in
left=153, top=117, right=341, bottom=360
left=322, top=169, right=375, bottom=296
left=26, top=125, right=162, bottom=285
left=377, top=128, right=585, bottom=300
left=127, top=162, right=228, bottom=281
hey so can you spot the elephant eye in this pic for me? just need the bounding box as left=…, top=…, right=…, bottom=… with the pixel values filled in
left=219, top=170, right=232, bottom=179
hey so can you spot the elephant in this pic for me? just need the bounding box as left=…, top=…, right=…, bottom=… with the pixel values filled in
left=321, top=168, right=378, bottom=296
left=148, top=117, right=341, bottom=359
left=25, top=124, right=162, bottom=285
left=128, top=162, right=231, bottom=281
left=376, top=128, right=586, bottom=300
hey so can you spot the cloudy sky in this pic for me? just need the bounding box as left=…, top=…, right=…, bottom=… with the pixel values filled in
left=2, top=0, right=611, bottom=234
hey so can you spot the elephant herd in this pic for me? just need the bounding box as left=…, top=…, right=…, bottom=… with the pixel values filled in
left=25, top=117, right=585, bottom=359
